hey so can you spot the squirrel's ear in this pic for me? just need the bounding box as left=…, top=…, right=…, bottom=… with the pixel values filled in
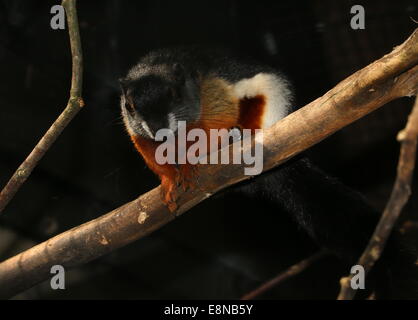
left=118, top=78, right=129, bottom=95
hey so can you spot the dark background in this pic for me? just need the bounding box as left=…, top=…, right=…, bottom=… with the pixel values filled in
left=0, top=0, right=417, bottom=299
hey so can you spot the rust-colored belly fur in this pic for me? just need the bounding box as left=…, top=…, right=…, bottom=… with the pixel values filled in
left=131, top=78, right=266, bottom=212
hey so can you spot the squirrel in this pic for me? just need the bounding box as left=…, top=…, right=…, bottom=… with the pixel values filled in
left=119, top=46, right=292, bottom=211
left=119, top=46, right=418, bottom=299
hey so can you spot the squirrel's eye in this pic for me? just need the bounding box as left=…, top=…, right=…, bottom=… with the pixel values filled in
left=125, top=101, right=135, bottom=114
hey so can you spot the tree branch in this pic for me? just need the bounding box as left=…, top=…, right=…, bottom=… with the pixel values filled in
left=337, top=95, right=418, bottom=300
left=240, top=250, right=328, bottom=300
left=0, top=0, right=84, bottom=215
left=0, top=29, right=417, bottom=299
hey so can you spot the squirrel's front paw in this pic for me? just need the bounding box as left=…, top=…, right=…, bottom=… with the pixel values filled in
left=161, top=177, right=179, bottom=212
left=177, top=165, right=200, bottom=192
left=160, top=165, right=201, bottom=212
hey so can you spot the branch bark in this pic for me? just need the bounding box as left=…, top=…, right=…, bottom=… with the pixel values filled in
left=337, top=95, right=418, bottom=300
left=0, top=29, right=417, bottom=299
left=0, top=0, right=84, bottom=215
left=241, top=250, right=328, bottom=300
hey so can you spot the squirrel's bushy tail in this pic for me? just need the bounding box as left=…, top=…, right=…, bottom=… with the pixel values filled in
left=237, top=156, right=418, bottom=299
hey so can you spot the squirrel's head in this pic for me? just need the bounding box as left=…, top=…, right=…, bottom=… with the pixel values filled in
left=120, top=63, right=200, bottom=139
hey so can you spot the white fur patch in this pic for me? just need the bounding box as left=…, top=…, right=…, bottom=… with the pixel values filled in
left=168, top=112, right=177, bottom=132
left=232, top=73, right=292, bottom=128
left=141, top=121, right=154, bottom=139
left=120, top=95, right=135, bottom=136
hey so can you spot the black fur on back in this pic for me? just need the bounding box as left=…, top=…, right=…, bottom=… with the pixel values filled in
left=130, top=45, right=291, bottom=88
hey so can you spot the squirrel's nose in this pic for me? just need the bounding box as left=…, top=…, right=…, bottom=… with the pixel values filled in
left=147, top=118, right=168, bottom=135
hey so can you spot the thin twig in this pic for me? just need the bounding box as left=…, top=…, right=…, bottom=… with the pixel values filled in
left=338, top=95, right=418, bottom=300
left=0, top=29, right=417, bottom=299
left=0, top=0, right=84, bottom=215
left=241, top=251, right=328, bottom=300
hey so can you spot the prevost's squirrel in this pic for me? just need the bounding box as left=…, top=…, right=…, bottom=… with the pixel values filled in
left=119, top=46, right=418, bottom=299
